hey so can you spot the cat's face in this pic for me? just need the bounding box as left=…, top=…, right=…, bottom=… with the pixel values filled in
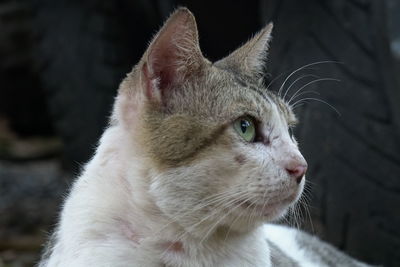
left=116, top=8, right=307, bottom=238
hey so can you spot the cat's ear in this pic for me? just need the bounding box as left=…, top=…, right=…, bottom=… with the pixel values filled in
left=141, top=8, right=204, bottom=103
left=215, top=23, right=273, bottom=79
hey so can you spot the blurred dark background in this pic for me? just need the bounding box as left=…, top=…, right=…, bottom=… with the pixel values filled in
left=1, top=0, right=399, bottom=266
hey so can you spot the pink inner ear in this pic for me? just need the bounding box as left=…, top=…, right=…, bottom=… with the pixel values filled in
left=152, top=52, right=177, bottom=92
left=144, top=40, right=181, bottom=102
left=141, top=8, right=202, bottom=103
left=142, top=63, right=155, bottom=100
left=143, top=57, right=177, bottom=102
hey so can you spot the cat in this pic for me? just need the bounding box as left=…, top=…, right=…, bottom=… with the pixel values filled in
left=39, top=7, right=372, bottom=267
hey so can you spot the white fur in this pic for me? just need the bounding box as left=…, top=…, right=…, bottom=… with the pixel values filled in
left=263, top=224, right=320, bottom=267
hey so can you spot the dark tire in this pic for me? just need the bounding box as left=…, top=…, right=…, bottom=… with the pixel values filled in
left=261, top=0, right=400, bottom=266
left=33, top=0, right=168, bottom=172
left=0, top=0, right=53, bottom=137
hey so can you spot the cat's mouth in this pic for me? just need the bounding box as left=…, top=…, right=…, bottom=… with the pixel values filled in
left=238, top=193, right=298, bottom=217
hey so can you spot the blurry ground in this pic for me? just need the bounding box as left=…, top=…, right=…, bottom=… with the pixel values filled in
left=0, top=119, right=71, bottom=267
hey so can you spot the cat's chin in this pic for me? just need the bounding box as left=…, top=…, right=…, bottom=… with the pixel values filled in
left=244, top=201, right=290, bottom=221
left=238, top=191, right=300, bottom=221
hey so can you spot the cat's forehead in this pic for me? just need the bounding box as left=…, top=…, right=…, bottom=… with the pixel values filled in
left=202, top=67, right=296, bottom=125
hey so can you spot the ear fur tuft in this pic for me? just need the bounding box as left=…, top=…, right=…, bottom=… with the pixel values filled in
left=215, top=23, right=273, bottom=79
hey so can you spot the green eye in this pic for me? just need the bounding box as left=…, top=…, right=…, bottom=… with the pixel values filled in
left=233, top=116, right=256, bottom=142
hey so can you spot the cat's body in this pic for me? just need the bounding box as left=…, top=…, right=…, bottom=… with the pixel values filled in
left=39, top=8, right=371, bottom=267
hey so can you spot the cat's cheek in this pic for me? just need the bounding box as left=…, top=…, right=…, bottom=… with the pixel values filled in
left=147, top=167, right=212, bottom=222
left=234, top=154, right=247, bottom=165
left=148, top=172, right=183, bottom=219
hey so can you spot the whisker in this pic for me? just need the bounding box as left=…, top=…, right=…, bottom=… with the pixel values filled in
left=198, top=194, right=258, bottom=244
left=290, top=90, right=320, bottom=102
left=291, top=97, right=341, bottom=116
left=187, top=191, right=252, bottom=231
left=282, top=74, right=320, bottom=101
left=222, top=203, right=249, bottom=243
left=294, top=202, right=303, bottom=230
left=287, top=78, right=340, bottom=104
left=302, top=198, right=315, bottom=234
left=161, top=193, right=253, bottom=254
left=247, top=197, right=261, bottom=226
left=285, top=206, right=295, bottom=228
left=282, top=207, right=292, bottom=227
left=305, top=179, right=317, bottom=186
left=292, top=205, right=299, bottom=229
left=142, top=186, right=247, bottom=245
left=292, top=103, right=305, bottom=111
left=265, top=71, right=287, bottom=91
left=277, top=60, right=343, bottom=97
left=224, top=192, right=263, bottom=242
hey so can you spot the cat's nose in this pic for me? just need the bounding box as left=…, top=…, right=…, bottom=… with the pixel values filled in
left=286, top=160, right=307, bottom=184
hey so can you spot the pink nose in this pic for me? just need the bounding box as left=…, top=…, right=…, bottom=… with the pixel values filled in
left=286, top=164, right=307, bottom=184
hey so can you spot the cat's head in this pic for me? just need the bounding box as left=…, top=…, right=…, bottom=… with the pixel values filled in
left=115, top=8, right=307, bottom=238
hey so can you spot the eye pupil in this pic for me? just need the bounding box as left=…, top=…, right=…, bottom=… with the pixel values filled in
left=240, top=120, right=249, bottom=133
left=233, top=116, right=256, bottom=142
